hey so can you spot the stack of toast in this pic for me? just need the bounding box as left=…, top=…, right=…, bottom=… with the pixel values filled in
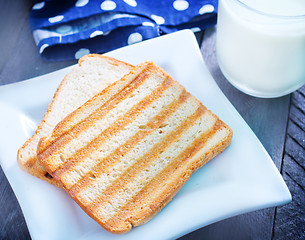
left=17, top=54, right=232, bottom=234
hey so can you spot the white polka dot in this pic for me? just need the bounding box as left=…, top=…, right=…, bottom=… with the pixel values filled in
left=142, top=22, right=155, bottom=27
left=100, top=0, right=116, bottom=11
left=128, top=32, right=143, bottom=45
left=123, top=0, right=137, bottom=7
left=173, top=0, right=189, bottom=11
left=33, top=2, right=45, bottom=10
left=190, top=27, right=201, bottom=33
left=103, top=30, right=111, bottom=36
left=48, top=15, right=64, bottom=23
left=39, top=43, right=48, bottom=54
left=151, top=15, right=165, bottom=25
left=56, top=25, right=72, bottom=34
left=199, top=4, right=215, bottom=15
left=75, top=0, right=89, bottom=7
left=75, top=48, right=90, bottom=59
left=90, top=30, right=104, bottom=38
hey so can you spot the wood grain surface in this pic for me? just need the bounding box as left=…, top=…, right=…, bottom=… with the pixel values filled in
left=0, top=1, right=304, bottom=239
left=273, top=88, right=305, bottom=240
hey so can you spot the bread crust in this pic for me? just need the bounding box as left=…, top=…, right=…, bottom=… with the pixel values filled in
left=17, top=54, right=134, bottom=186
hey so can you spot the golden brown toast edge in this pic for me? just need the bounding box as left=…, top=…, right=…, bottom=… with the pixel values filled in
left=17, top=54, right=134, bottom=187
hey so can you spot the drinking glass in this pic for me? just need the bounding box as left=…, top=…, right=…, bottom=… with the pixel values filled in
left=216, top=0, right=305, bottom=98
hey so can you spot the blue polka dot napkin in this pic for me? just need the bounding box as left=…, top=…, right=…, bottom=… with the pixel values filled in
left=30, top=0, right=218, bottom=61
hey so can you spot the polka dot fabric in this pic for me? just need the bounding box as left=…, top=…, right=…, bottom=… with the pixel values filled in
left=30, top=0, right=218, bottom=61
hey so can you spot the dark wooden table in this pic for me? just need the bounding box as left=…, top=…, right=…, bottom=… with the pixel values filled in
left=0, top=1, right=304, bottom=239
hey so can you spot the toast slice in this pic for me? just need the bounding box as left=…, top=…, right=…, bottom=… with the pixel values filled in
left=17, top=54, right=134, bottom=186
left=37, top=62, right=233, bottom=233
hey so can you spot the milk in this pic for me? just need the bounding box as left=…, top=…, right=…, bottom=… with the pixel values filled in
left=216, top=0, right=305, bottom=97
left=242, top=0, right=305, bottom=16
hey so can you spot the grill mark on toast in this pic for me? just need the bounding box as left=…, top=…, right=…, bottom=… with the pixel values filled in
left=97, top=112, right=217, bottom=223
left=89, top=104, right=206, bottom=213
left=51, top=69, right=142, bottom=139
left=105, top=119, right=228, bottom=228
left=75, top=97, right=199, bottom=205
left=39, top=64, right=154, bottom=156
left=69, top=89, right=190, bottom=197
left=54, top=76, right=174, bottom=181
left=24, top=156, right=36, bottom=168
left=37, top=66, right=143, bottom=156
left=18, top=55, right=134, bottom=188
left=38, top=64, right=157, bottom=172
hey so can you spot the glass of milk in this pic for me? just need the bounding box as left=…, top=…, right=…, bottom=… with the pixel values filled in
left=216, top=0, right=305, bottom=98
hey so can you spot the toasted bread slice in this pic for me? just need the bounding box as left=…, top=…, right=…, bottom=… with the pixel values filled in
left=17, top=54, right=134, bottom=186
left=37, top=62, right=233, bottom=233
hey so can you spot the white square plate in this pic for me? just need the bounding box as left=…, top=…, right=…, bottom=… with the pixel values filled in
left=0, top=30, right=291, bottom=240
